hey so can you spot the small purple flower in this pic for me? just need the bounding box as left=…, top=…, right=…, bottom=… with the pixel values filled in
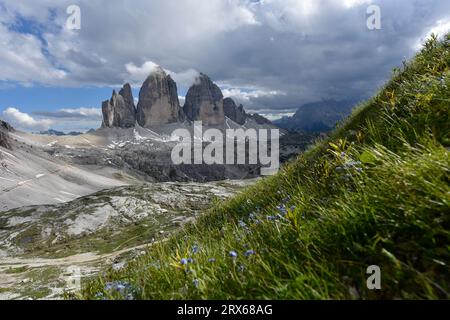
left=193, top=279, right=199, bottom=288
left=208, top=258, right=216, bottom=263
left=181, top=258, right=188, bottom=265
left=192, top=245, right=199, bottom=254
left=187, top=258, right=194, bottom=263
left=229, top=250, right=238, bottom=258
left=266, top=215, right=277, bottom=221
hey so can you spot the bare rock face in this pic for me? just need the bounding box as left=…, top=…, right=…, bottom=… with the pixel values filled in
left=0, top=119, right=13, bottom=150
left=136, top=67, right=183, bottom=127
left=102, top=84, right=136, bottom=128
left=183, top=73, right=225, bottom=125
left=248, top=113, right=272, bottom=125
left=223, top=97, right=247, bottom=125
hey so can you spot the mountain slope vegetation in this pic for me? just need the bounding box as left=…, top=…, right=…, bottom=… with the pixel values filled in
left=80, top=34, right=450, bottom=300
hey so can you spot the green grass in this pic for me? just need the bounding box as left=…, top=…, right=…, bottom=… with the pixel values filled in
left=80, top=34, right=450, bottom=300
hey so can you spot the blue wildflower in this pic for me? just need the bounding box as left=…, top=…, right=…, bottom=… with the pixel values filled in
left=245, top=250, right=256, bottom=257
left=266, top=215, right=277, bottom=221
left=238, top=220, right=247, bottom=228
left=104, top=281, right=134, bottom=297
left=192, top=245, right=199, bottom=254
left=229, top=250, right=238, bottom=258
left=193, top=279, right=199, bottom=288
left=181, top=258, right=188, bottom=265
left=187, top=258, right=194, bottom=264
left=208, top=258, right=216, bottom=263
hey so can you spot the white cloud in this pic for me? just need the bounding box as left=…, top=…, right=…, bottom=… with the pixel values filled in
left=342, top=0, right=372, bottom=8
left=125, top=61, right=163, bottom=85
left=3, top=107, right=53, bottom=130
left=222, top=87, right=285, bottom=103
left=169, top=69, right=201, bottom=88
left=414, top=18, right=450, bottom=50
left=125, top=61, right=200, bottom=88
left=58, top=108, right=102, bottom=118
left=259, top=112, right=295, bottom=121
left=0, top=24, right=67, bottom=85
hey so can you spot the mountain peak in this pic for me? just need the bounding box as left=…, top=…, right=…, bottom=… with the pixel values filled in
left=102, top=84, right=137, bottom=128
left=183, top=73, right=225, bottom=125
left=136, top=68, right=183, bottom=127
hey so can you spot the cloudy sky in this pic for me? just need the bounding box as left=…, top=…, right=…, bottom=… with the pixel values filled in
left=0, top=0, right=449, bottom=132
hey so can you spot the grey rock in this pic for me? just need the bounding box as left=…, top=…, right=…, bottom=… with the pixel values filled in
left=248, top=113, right=272, bottom=125
left=223, top=97, right=272, bottom=126
left=102, top=84, right=136, bottom=128
left=0, top=119, right=13, bottom=150
left=136, top=67, right=183, bottom=127
left=183, top=73, right=225, bottom=125
left=223, top=98, right=247, bottom=125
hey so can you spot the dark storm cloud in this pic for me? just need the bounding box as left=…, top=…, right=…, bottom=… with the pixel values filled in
left=1, top=0, right=450, bottom=114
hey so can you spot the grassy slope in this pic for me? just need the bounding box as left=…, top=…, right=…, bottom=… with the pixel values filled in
left=81, top=35, right=450, bottom=300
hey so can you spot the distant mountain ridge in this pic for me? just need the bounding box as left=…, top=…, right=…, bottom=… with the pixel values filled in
left=39, top=129, right=84, bottom=136
left=274, top=100, right=357, bottom=132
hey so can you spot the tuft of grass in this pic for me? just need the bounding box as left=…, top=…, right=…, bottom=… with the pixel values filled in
left=79, top=34, right=450, bottom=300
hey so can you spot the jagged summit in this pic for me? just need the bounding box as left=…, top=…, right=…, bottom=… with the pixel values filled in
left=136, top=68, right=184, bottom=127
left=223, top=97, right=246, bottom=125
left=100, top=68, right=271, bottom=129
left=183, top=73, right=225, bottom=125
left=102, top=83, right=136, bottom=128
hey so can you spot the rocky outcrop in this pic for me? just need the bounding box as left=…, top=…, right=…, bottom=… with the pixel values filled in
left=0, top=119, right=13, bottom=150
left=223, top=98, right=247, bottom=125
left=102, top=83, right=136, bottom=128
left=100, top=67, right=273, bottom=129
left=223, top=97, right=273, bottom=126
left=248, top=113, right=272, bottom=125
left=136, top=67, right=184, bottom=127
left=183, top=73, right=225, bottom=125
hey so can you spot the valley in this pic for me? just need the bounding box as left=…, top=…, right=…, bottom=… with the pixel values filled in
left=0, top=179, right=253, bottom=299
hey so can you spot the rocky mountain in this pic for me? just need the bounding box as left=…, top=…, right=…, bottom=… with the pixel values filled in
left=0, top=119, right=13, bottom=150
left=100, top=69, right=273, bottom=129
left=223, top=97, right=273, bottom=126
left=223, top=97, right=246, bottom=125
left=183, top=73, right=225, bottom=125
left=136, top=67, right=184, bottom=127
left=274, top=100, right=356, bottom=132
left=102, top=83, right=136, bottom=128
left=39, top=129, right=83, bottom=136
left=248, top=113, right=272, bottom=125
